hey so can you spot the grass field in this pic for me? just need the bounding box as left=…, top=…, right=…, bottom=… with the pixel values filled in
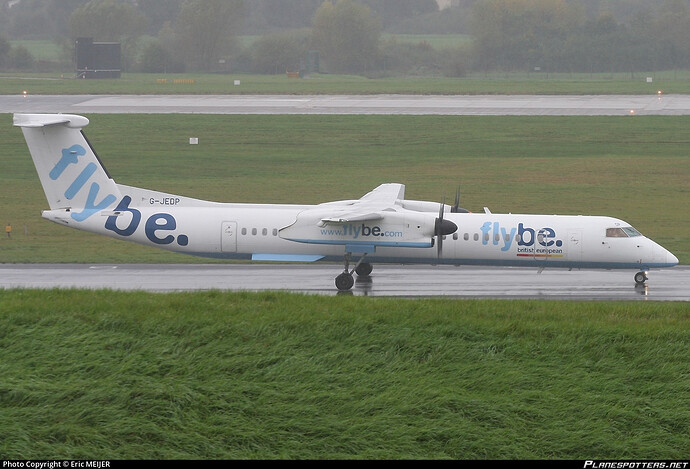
left=1, top=113, right=687, bottom=264
left=0, top=290, right=688, bottom=459
left=3, top=71, right=690, bottom=95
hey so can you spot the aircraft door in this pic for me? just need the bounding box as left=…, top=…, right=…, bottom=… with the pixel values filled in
left=221, top=221, right=237, bottom=252
left=567, top=230, right=582, bottom=263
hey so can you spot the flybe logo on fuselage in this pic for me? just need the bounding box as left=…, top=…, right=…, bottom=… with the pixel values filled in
left=480, top=221, right=563, bottom=252
left=104, top=196, right=189, bottom=246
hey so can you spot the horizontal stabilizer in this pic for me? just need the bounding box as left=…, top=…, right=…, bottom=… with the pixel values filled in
left=14, top=114, right=90, bottom=129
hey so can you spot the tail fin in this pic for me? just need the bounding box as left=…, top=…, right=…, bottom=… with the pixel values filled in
left=14, top=113, right=120, bottom=222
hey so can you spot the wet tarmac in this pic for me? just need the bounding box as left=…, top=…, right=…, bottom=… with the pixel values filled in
left=1, top=264, right=688, bottom=300
left=3, top=94, right=690, bottom=115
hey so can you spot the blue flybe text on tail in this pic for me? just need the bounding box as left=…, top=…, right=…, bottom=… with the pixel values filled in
left=50, top=144, right=116, bottom=221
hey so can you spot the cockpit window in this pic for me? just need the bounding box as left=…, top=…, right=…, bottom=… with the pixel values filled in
left=606, top=227, right=642, bottom=238
left=622, top=226, right=642, bottom=237
left=606, top=228, right=627, bottom=237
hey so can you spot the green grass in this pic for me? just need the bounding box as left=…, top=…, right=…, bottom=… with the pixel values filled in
left=382, top=33, right=473, bottom=48
left=3, top=71, right=690, bottom=95
left=0, top=290, right=687, bottom=459
left=10, top=40, right=65, bottom=61
left=1, top=113, right=688, bottom=264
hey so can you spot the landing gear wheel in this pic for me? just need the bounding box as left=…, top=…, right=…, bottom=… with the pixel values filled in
left=634, top=271, right=648, bottom=285
left=355, top=262, right=373, bottom=277
left=335, top=272, right=355, bottom=291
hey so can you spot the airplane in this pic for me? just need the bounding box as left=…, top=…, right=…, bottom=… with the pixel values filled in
left=14, top=113, right=679, bottom=291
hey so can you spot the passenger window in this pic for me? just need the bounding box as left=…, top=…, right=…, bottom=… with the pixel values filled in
left=464, top=233, right=469, bottom=241
left=252, top=228, right=257, bottom=236
left=262, top=228, right=268, bottom=236
left=474, top=233, right=479, bottom=241
left=453, top=233, right=458, bottom=240
left=241, top=228, right=247, bottom=235
left=273, top=229, right=278, bottom=236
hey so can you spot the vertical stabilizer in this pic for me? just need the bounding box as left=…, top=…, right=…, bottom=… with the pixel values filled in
left=14, top=113, right=120, bottom=222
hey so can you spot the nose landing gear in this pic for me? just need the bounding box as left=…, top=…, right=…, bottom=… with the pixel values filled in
left=634, top=271, right=648, bottom=285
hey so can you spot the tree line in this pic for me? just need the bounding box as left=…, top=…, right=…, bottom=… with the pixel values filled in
left=1, top=0, right=690, bottom=76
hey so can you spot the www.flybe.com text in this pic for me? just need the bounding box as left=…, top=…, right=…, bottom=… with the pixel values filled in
left=321, top=224, right=403, bottom=239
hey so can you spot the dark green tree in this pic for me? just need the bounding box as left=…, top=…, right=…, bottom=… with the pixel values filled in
left=311, top=0, right=382, bottom=73
left=174, top=0, right=244, bottom=71
left=0, top=35, right=10, bottom=70
left=469, top=0, right=583, bottom=72
left=250, top=29, right=311, bottom=74
left=68, top=0, right=147, bottom=42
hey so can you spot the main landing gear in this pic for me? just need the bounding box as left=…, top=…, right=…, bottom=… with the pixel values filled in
left=335, top=253, right=373, bottom=291
left=634, top=271, right=648, bottom=286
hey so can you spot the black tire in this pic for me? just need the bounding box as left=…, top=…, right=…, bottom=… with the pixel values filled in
left=355, top=262, right=373, bottom=277
left=634, top=271, right=647, bottom=285
left=335, top=272, right=355, bottom=291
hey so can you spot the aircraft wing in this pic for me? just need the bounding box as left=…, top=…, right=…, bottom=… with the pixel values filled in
left=279, top=182, right=438, bottom=249
left=358, top=183, right=405, bottom=202
left=319, top=183, right=404, bottom=224
left=320, top=212, right=384, bottom=224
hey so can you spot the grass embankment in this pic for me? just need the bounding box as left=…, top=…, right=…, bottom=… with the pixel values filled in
left=3, top=71, right=690, bottom=95
left=1, top=114, right=687, bottom=264
left=0, top=290, right=687, bottom=459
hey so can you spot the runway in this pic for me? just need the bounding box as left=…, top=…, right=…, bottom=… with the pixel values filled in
left=1, top=264, right=688, bottom=300
left=3, top=94, right=690, bottom=115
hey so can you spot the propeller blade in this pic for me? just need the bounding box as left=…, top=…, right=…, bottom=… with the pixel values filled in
left=434, top=198, right=457, bottom=258
left=451, top=184, right=470, bottom=213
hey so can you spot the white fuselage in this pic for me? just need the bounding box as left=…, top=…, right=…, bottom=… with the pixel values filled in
left=43, top=196, right=679, bottom=271
left=15, top=112, right=678, bottom=278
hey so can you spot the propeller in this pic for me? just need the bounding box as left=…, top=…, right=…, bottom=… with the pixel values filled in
left=435, top=199, right=458, bottom=258
left=451, top=185, right=470, bottom=213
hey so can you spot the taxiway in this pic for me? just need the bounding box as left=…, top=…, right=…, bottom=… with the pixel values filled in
left=1, top=264, right=687, bottom=300
left=3, top=94, right=690, bottom=115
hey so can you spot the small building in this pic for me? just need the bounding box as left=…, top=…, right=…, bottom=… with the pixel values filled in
left=75, top=37, right=121, bottom=79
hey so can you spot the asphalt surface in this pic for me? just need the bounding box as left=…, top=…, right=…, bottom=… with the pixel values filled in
left=1, top=264, right=687, bottom=300
left=3, top=93, right=690, bottom=115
